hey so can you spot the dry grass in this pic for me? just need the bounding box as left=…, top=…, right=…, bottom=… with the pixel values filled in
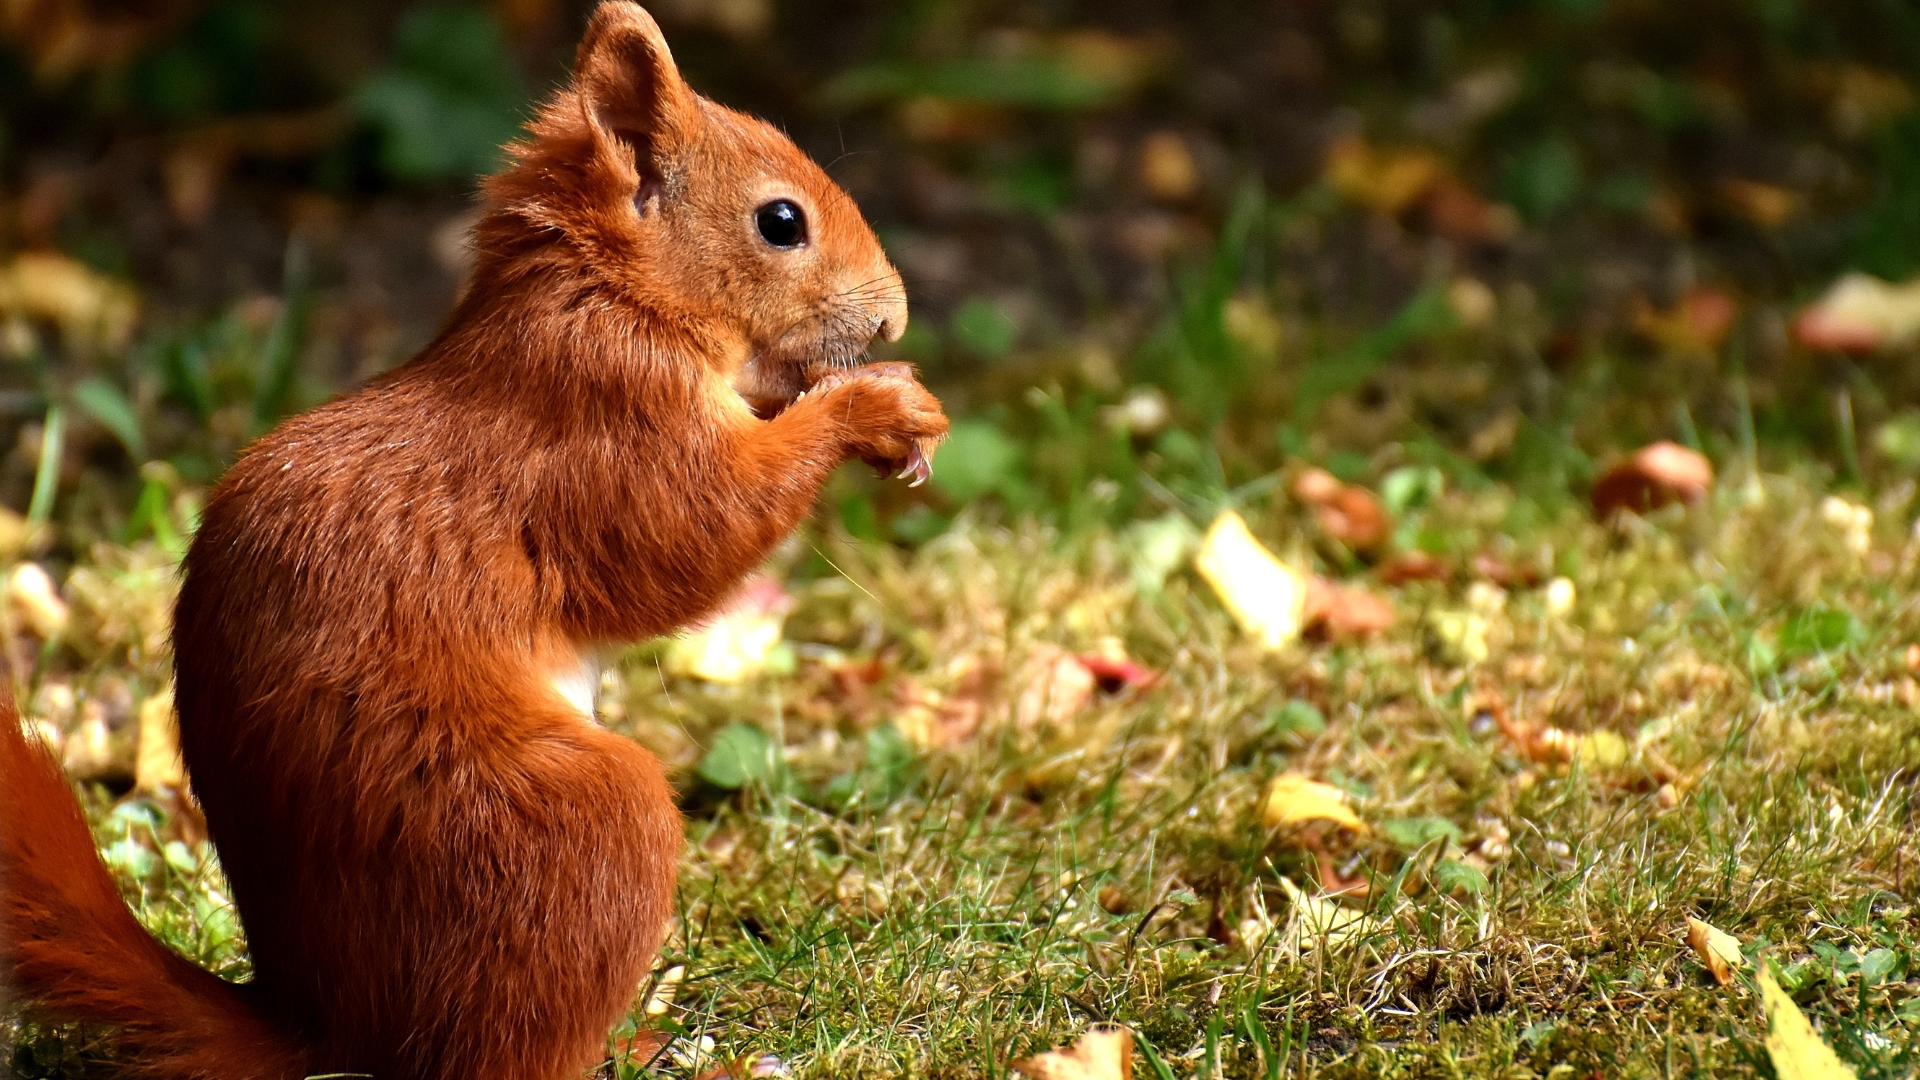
left=8, top=469, right=1920, bottom=1079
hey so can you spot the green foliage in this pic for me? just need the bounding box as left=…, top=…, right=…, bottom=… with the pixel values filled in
left=1851, top=116, right=1920, bottom=281
left=1500, top=136, right=1583, bottom=222
left=822, top=55, right=1122, bottom=111
left=129, top=4, right=269, bottom=121
left=1779, top=606, right=1864, bottom=658
left=931, top=417, right=1024, bottom=504
left=352, top=5, right=528, bottom=183
left=1263, top=699, right=1327, bottom=739
left=696, top=722, right=782, bottom=790
left=1430, top=857, right=1490, bottom=896
left=1379, top=816, right=1463, bottom=849
left=949, top=297, right=1019, bottom=360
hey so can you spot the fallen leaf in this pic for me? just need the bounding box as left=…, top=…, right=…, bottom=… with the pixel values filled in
left=1686, top=917, right=1746, bottom=986
left=892, top=658, right=990, bottom=750
left=1303, top=577, right=1395, bottom=638
left=0, top=252, right=139, bottom=354
left=8, top=562, right=69, bottom=639
left=1138, top=131, right=1198, bottom=201
left=1819, top=495, right=1873, bottom=555
left=1378, top=550, right=1449, bottom=584
left=644, top=964, right=686, bottom=1017
left=1276, top=877, right=1381, bottom=954
left=1423, top=609, right=1489, bottom=665
left=1794, top=273, right=1920, bottom=353
left=1821, top=64, right=1916, bottom=141
left=1470, top=553, right=1542, bottom=589
left=1292, top=468, right=1391, bottom=551
left=1194, top=511, right=1308, bottom=650
left=1311, top=847, right=1372, bottom=897
left=1544, top=576, right=1577, bottom=618
left=134, top=688, right=184, bottom=793
left=1446, top=276, right=1499, bottom=327
left=1075, top=652, right=1157, bottom=691
left=1012, top=1024, right=1133, bottom=1080
left=1493, top=700, right=1630, bottom=771
left=1423, top=179, right=1519, bottom=245
left=1590, top=441, right=1714, bottom=519
left=1759, top=963, right=1859, bottom=1080
left=59, top=703, right=117, bottom=782
left=662, top=575, right=793, bottom=683
left=1633, top=286, right=1737, bottom=353
left=1261, top=773, right=1368, bottom=834
left=1012, top=643, right=1099, bottom=731
left=1718, top=178, right=1798, bottom=229
left=1324, top=137, right=1446, bottom=215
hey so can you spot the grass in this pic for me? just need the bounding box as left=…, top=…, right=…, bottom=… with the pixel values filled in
left=7, top=461, right=1920, bottom=1079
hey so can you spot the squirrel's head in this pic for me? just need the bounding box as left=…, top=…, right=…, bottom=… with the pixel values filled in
left=476, top=1, right=905, bottom=413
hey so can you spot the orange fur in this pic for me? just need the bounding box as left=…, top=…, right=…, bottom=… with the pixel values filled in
left=0, top=4, right=946, bottom=1077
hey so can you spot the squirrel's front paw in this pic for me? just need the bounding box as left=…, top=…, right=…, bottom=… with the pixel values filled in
left=812, top=366, right=948, bottom=486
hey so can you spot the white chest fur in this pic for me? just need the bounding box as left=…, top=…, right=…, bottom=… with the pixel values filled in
left=549, top=650, right=602, bottom=720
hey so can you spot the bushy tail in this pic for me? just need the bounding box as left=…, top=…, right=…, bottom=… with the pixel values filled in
left=1, top=696, right=309, bottom=1080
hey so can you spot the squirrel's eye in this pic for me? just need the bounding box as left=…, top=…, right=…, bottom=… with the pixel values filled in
left=755, top=200, right=807, bottom=248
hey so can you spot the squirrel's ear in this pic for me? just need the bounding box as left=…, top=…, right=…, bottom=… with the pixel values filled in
left=574, top=2, right=691, bottom=180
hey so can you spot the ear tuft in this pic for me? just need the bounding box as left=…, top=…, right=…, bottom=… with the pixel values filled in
left=575, top=2, right=690, bottom=175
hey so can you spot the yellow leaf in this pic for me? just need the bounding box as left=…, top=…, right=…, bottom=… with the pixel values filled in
left=1276, top=877, right=1381, bottom=954
left=1685, top=917, right=1745, bottom=986
left=0, top=253, right=139, bottom=352
left=1576, top=729, right=1630, bottom=770
left=1260, top=773, right=1368, bottom=834
left=134, top=688, right=184, bottom=793
left=1194, top=511, right=1307, bottom=650
left=1759, top=964, right=1858, bottom=1080
left=1794, top=272, right=1920, bottom=352
left=661, top=576, right=792, bottom=684
left=8, top=562, right=69, bottom=639
left=1012, top=1025, right=1132, bottom=1080
left=643, top=964, right=685, bottom=1017
left=1324, top=137, right=1446, bottom=215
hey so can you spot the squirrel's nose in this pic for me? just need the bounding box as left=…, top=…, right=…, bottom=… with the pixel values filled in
left=862, top=262, right=908, bottom=343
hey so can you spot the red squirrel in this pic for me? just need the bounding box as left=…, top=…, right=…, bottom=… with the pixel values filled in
left=0, top=3, right=947, bottom=1077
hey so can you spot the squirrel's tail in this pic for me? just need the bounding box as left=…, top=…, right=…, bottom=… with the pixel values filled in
left=1, top=696, right=309, bottom=1080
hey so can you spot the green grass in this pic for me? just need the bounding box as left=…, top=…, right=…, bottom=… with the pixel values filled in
left=9, top=466, right=1920, bottom=1079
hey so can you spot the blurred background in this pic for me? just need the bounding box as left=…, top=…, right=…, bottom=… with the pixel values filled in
left=2, top=0, right=1920, bottom=550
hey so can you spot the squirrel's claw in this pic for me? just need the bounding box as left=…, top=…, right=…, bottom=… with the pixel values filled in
left=902, top=442, right=934, bottom=487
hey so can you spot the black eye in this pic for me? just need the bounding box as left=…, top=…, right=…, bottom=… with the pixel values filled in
left=755, top=200, right=807, bottom=248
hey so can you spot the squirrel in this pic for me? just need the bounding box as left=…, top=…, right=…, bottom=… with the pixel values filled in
left=0, top=3, right=947, bottom=1078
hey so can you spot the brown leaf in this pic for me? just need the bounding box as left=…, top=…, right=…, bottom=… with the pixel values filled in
left=1012, top=644, right=1099, bottom=731
left=1633, top=286, right=1737, bottom=353
left=1718, top=178, right=1798, bottom=229
left=893, top=661, right=990, bottom=750
left=1378, top=550, right=1450, bottom=584
left=1470, top=553, right=1542, bottom=589
left=1422, top=178, right=1519, bottom=244
left=1303, top=577, right=1395, bottom=638
left=1312, top=847, right=1372, bottom=898
left=1292, top=468, right=1391, bottom=551
left=1013, top=1025, right=1133, bottom=1080
left=1590, top=441, right=1714, bottom=519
